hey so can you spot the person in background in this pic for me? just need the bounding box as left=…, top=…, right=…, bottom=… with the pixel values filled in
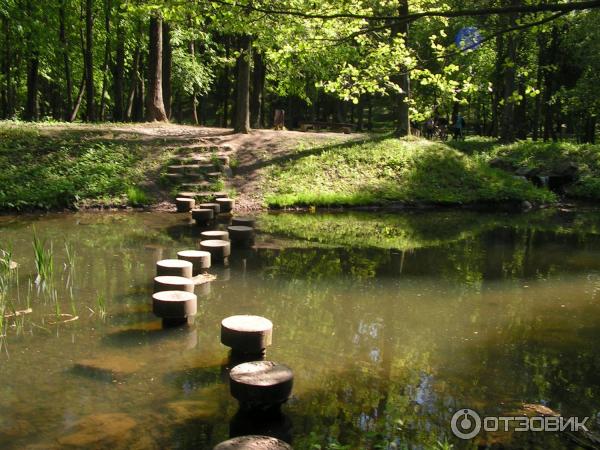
left=453, top=113, right=466, bottom=140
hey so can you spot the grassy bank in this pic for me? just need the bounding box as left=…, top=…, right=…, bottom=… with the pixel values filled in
left=263, top=137, right=557, bottom=208
left=0, top=122, right=170, bottom=210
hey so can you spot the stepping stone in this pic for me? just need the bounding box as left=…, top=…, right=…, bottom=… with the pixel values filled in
left=232, top=217, right=256, bottom=227
left=200, top=230, right=229, bottom=241
left=177, top=250, right=211, bottom=274
left=214, top=191, right=229, bottom=199
left=175, top=197, right=195, bottom=212
left=229, top=361, right=294, bottom=406
left=213, top=435, right=292, bottom=450
left=156, top=259, right=193, bottom=278
left=192, top=208, right=214, bottom=224
left=228, top=226, right=254, bottom=244
left=216, top=198, right=235, bottom=213
left=167, top=165, right=187, bottom=174
left=154, top=275, right=194, bottom=293
left=152, top=291, right=197, bottom=320
left=198, top=202, right=221, bottom=214
left=177, top=191, right=199, bottom=199
left=221, top=315, right=273, bottom=354
left=181, top=182, right=211, bottom=191
left=200, top=239, right=230, bottom=262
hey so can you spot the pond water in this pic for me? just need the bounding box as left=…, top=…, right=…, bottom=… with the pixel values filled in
left=1, top=209, right=600, bottom=449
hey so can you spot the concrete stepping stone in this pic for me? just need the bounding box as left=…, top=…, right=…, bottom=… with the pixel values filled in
left=198, top=202, right=221, bottom=214
left=214, top=191, right=229, bottom=199
left=232, top=217, right=256, bottom=227
left=156, top=259, right=193, bottom=278
left=200, top=239, right=231, bottom=262
left=154, top=275, right=194, bottom=293
left=192, top=208, right=214, bottom=224
left=213, top=435, right=292, bottom=450
left=181, top=182, right=211, bottom=191
left=228, top=226, right=254, bottom=244
left=175, top=197, right=195, bottom=212
left=221, top=315, right=273, bottom=354
left=176, top=191, right=199, bottom=199
left=152, top=291, right=197, bottom=321
left=216, top=198, right=235, bottom=213
left=200, top=230, right=229, bottom=241
left=229, top=361, right=294, bottom=406
left=177, top=250, right=211, bottom=274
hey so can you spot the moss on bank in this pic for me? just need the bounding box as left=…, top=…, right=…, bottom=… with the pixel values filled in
left=263, top=137, right=557, bottom=208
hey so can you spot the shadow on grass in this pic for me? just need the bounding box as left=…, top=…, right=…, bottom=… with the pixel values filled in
left=445, top=136, right=500, bottom=155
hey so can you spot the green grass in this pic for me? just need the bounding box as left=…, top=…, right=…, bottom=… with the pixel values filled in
left=0, top=122, right=168, bottom=210
left=32, top=233, right=54, bottom=281
left=264, top=137, right=556, bottom=208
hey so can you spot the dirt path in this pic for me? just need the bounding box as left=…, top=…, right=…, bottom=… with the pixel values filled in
left=34, top=123, right=364, bottom=211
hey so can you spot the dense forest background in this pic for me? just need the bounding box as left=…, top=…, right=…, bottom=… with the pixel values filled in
left=0, top=0, right=598, bottom=143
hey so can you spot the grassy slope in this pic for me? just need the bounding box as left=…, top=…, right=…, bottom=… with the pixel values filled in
left=0, top=122, right=170, bottom=209
left=264, top=137, right=556, bottom=208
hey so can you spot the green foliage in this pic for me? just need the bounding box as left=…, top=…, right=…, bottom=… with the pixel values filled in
left=0, top=124, right=148, bottom=209
left=264, top=137, right=555, bottom=208
left=126, top=186, right=151, bottom=206
left=32, top=233, right=54, bottom=281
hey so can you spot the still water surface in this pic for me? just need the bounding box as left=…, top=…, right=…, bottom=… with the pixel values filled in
left=1, top=210, right=600, bottom=449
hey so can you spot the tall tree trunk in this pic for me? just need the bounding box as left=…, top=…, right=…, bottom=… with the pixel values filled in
left=146, top=14, right=168, bottom=122
left=59, top=0, right=73, bottom=119
left=113, top=14, right=125, bottom=121
left=250, top=50, right=265, bottom=129
left=24, top=52, right=39, bottom=120
left=84, top=0, right=95, bottom=121
left=491, top=31, right=504, bottom=137
left=99, top=0, right=111, bottom=120
left=221, top=38, right=231, bottom=127
left=233, top=34, right=251, bottom=133
left=532, top=34, right=545, bottom=141
left=126, top=43, right=141, bottom=120
left=2, top=13, right=11, bottom=118
left=70, top=74, right=86, bottom=122
left=162, top=21, right=172, bottom=119
left=188, top=39, right=199, bottom=124
left=499, top=1, right=519, bottom=143
left=543, top=26, right=559, bottom=142
left=392, top=0, right=410, bottom=136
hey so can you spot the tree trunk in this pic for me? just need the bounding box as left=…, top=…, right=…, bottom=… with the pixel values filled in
left=221, top=37, right=231, bottom=127
left=188, top=39, right=199, bottom=124
left=59, top=0, right=73, bottom=119
left=70, top=74, right=86, bottom=122
left=162, top=21, right=172, bottom=119
left=113, top=15, right=125, bottom=121
left=392, top=0, right=410, bottom=136
left=499, top=1, right=519, bottom=143
left=543, top=26, right=559, bottom=141
left=84, top=0, right=95, bottom=121
left=146, top=14, right=168, bottom=122
left=24, top=52, right=39, bottom=120
left=99, top=0, right=111, bottom=120
left=233, top=34, right=251, bottom=133
left=2, top=13, right=11, bottom=118
left=250, top=50, right=265, bottom=128
left=126, top=43, right=140, bottom=120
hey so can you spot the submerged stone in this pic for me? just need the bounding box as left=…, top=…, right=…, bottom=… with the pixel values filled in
left=73, top=355, right=144, bottom=378
left=57, top=413, right=137, bottom=448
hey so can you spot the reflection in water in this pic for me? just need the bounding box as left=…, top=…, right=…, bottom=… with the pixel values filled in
left=0, top=210, right=600, bottom=448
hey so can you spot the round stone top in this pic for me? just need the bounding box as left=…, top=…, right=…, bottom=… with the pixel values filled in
left=154, top=275, right=193, bottom=286
left=152, top=291, right=196, bottom=302
left=200, top=239, right=229, bottom=248
left=157, top=259, right=193, bottom=269
left=222, top=315, right=272, bottom=333
left=176, top=197, right=194, bottom=202
left=199, top=203, right=219, bottom=208
left=228, top=226, right=253, bottom=233
left=191, top=208, right=214, bottom=213
left=216, top=197, right=233, bottom=201
left=232, top=217, right=256, bottom=226
left=177, top=192, right=196, bottom=198
left=214, top=192, right=229, bottom=198
left=201, top=230, right=229, bottom=239
left=230, top=361, right=293, bottom=387
left=213, top=435, right=292, bottom=450
left=177, top=250, right=211, bottom=258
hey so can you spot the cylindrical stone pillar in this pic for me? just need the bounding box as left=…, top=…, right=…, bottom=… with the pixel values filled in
left=229, top=361, right=294, bottom=407
left=154, top=276, right=194, bottom=293
left=221, top=315, right=273, bottom=354
left=176, top=197, right=195, bottom=212
left=156, top=259, right=193, bottom=278
left=200, top=239, right=231, bottom=262
left=177, top=250, right=211, bottom=274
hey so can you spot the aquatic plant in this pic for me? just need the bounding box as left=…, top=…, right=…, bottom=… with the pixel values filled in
left=64, top=241, right=76, bottom=267
left=96, top=294, right=107, bottom=318
left=0, top=249, right=12, bottom=274
left=32, top=233, right=54, bottom=281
